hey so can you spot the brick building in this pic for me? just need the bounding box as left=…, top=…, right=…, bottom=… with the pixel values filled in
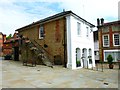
left=0, top=32, right=6, bottom=56
left=97, top=20, right=120, bottom=62
left=3, top=32, right=19, bottom=60
left=16, top=11, right=95, bottom=69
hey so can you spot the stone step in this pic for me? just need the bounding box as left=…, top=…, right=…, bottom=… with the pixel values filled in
left=25, top=38, right=53, bottom=68
left=30, top=47, right=37, bottom=50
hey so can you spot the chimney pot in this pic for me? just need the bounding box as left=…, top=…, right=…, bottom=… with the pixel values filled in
left=97, top=18, right=100, bottom=27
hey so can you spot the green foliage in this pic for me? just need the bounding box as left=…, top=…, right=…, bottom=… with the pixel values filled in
left=76, top=60, right=81, bottom=64
left=99, top=60, right=103, bottom=64
left=107, top=54, right=113, bottom=65
left=6, top=34, right=12, bottom=40
left=76, top=60, right=81, bottom=67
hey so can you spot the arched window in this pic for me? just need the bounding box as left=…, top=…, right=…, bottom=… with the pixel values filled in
left=76, top=48, right=81, bottom=67
left=82, top=48, right=87, bottom=68
left=88, top=48, right=92, bottom=64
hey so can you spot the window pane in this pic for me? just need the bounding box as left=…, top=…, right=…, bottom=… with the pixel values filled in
left=116, top=51, right=120, bottom=61
left=112, top=26, right=119, bottom=31
left=114, top=34, right=120, bottom=45
left=103, top=35, right=109, bottom=46
left=86, top=27, right=89, bottom=37
left=102, top=27, right=109, bottom=33
left=39, top=26, right=44, bottom=39
left=77, top=22, right=81, bottom=35
left=105, top=51, right=120, bottom=61
left=105, top=52, right=115, bottom=61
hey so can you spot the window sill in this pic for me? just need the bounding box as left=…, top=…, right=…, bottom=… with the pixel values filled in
left=103, top=46, right=109, bottom=47
left=39, top=37, right=44, bottom=40
left=113, top=45, right=120, bottom=46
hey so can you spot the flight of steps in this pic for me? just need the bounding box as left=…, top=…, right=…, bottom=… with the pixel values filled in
left=22, top=37, right=53, bottom=68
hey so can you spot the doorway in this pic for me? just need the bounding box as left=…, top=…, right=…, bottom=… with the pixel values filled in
left=76, top=48, right=81, bottom=67
left=14, top=47, right=19, bottom=61
left=82, top=48, right=87, bottom=68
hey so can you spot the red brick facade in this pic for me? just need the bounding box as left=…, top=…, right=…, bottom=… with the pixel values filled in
left=3, top=32, right=19, bottom=55
left=98, top=20, right=120, bottom=61
left=0, top=32, right=6, bottom=56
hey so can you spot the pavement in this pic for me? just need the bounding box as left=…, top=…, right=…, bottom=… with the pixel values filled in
left=0, top=60, right=119, bottom=88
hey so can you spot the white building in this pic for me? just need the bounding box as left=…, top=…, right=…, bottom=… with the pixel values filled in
left=16, top=11, right=95, bottom=69
left=66, top=13, right=95, bottom=69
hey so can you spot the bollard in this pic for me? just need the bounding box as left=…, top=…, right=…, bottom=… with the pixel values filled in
left=118, top=60, right=120, bottom=69
left=96, top=63, right=98, bottom=71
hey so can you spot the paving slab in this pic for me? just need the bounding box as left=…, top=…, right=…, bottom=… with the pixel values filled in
left=1, top=60, right=119, bottom=88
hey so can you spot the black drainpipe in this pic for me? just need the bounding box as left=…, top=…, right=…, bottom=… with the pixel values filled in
left=63, top=17, right=67, bottom=68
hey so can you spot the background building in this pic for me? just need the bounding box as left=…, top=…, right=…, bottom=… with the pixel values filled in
left=93, top=30, right=99, bottom=63
left=97, top=19, right=120, bottom=62
left=0, top=32, right=6, bottom=56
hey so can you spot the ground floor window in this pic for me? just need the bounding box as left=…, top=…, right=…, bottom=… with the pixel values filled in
left=88, top=48, right=92, bottom=64
left=76, top=48, right=81, bottom=67
left=104, top=50, right=120, bottom=62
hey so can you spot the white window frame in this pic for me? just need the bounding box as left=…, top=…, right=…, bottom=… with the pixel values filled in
left=113, top=33, right=120, bottom=46
left=77, top=22, right=81, bottom=36
left=103, top=34, right=109, bottom=47
left=39, top=26, right=44, bottom=39
left=104, top=50, right=120, bottom=62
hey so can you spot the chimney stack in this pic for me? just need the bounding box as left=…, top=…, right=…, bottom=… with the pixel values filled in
left=97, top=18, right=100, bottom=27
left=101, top=18, right=104, bottom=25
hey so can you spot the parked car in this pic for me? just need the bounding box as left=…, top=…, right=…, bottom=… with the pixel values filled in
left=4, top=54, right=12, bottom=60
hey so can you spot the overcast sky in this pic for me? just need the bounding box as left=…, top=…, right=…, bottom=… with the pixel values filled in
left=0, top=0, right=119, bottom=36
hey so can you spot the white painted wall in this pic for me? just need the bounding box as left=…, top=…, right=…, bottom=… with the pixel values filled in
left=66, top=15, right=95, bottom=69
left=94, top=41, right=99, bottom=51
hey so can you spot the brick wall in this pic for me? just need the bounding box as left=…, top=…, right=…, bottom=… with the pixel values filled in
left=99, top=23, right=120, bottom=61
left=19, top=17, right=66, bottom=64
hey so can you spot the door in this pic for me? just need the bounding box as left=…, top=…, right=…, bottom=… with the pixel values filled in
left=14, top=47, right=19, bottom=61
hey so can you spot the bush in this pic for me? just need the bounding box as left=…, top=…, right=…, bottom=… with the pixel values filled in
left=107, top=54, right=113, bottom=65
left=76, top=60, right=81, bottom=67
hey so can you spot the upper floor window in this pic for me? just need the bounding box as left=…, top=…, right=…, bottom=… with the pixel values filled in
left=102, top=27, right=109, bottom=33
left=113, top=33, right=120, bottom=46
left=103, top=34, right=109, bottom=47
left=39, top=26, right=44, bottom=39
left=86, top=27, right=89, bottom=37
left=112, top=26, right=119, bottom=32
left=77, top=22, right=81, bottom=36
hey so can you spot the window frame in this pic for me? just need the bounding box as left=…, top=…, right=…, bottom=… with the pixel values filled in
left=104, top=50, right=120, bottom=62
left=113, top=33, right=120, bottom=46
left=103, top=34, right=109, bottom=47
left=39, top=25, right=44, bottom=39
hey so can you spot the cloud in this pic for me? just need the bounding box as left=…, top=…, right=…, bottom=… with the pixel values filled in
left=0, top=0, right=119, bottom=35
left=59, top=0, right=119, bottom=25
left=0, top=0, right=59, bottom=35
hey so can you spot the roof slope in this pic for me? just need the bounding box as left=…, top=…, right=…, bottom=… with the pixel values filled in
left=103, top=20, right=120, bottom=26
left=16, top=11, right=95, bottom=31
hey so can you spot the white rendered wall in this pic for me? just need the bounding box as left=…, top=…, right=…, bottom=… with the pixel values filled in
left=66, top=15, right=95, bottom=69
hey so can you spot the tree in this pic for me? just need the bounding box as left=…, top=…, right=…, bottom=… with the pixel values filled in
left=6, top=34, right=12, bottom=40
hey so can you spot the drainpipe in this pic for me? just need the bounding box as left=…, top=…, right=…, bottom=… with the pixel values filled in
left=63, top=17, right=67, bottom=68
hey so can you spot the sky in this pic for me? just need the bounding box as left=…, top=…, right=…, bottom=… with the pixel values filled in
left=0, top=0, right=119, bottom=36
